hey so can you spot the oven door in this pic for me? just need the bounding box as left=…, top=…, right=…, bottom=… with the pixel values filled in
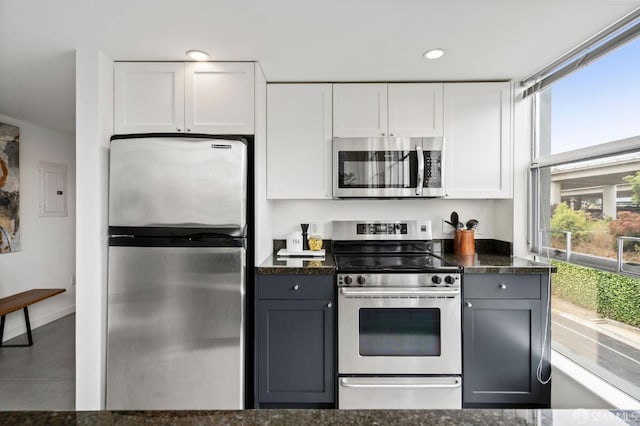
left=338, top=287, right=461, bottom=374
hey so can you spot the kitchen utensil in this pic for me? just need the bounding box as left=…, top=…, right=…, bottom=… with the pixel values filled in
left=301, top=224, right=309, bottom=250
left=465, top=219, right=479, bottom=230
left=457, top=221, right=464, bottom=229
left=455, top=229, right=475, bottom=256
left=450, top=212, right=459, bottom=230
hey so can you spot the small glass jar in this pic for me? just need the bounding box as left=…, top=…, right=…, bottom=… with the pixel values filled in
left=308, top=235, right=323, bottom=251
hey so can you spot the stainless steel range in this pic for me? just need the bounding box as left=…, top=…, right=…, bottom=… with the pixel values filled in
left=333, top=220, right=462, bottom=409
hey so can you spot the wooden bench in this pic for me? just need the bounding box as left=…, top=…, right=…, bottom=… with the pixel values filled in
left=0, top=288, right=66, bottom=347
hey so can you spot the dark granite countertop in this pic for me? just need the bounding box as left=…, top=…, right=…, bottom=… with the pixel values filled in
left=1, top=409, right=638, bottom=425
left=257, top=252, right=555, bottom=275
left=442, top=253, right=557, bottom=274
left=256, top=254, right=335, bottom=275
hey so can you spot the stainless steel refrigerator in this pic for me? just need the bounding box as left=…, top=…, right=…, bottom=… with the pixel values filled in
left=106, top=135, right=247, bottom=410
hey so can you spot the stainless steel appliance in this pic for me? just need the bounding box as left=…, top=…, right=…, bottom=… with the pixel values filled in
left=106, top=135, right=248, bottom=410
left=333, top=137, right=443, bottom=198
left=333, top=220, right=462, bottom=409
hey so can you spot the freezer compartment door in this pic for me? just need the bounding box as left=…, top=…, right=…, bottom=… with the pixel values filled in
left=106, top=246, right=245, bottom=410
left=109, top=137, right=247, bottom=228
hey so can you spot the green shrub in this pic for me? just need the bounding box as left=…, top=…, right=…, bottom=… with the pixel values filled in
left=596, top=270, right=640, bottom=327
left=550, top=202, right=591, bottom=243
left=623, top=171, right=640, bottom=206
left=551, top=260, right=598, bottom=310
left=552, top=260, right=640, bottom=327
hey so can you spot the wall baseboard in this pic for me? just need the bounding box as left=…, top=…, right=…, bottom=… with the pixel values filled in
left=2, top=305, right=76, bottom=342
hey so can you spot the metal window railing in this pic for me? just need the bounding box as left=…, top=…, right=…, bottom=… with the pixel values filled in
left=617, top=236, right=640, bottom=276
left=537, top=230, right=640, bottom=277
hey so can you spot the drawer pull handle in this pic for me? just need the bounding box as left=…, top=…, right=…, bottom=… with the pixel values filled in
left=327, top=302, right=332, bottom=308
left=498, top=283, right=507, bottom=290
left=293, top=284, right=299, bottom=291
left=465, top=302, right=472, bottom=308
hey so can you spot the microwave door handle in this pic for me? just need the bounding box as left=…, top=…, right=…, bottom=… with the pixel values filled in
left=416, top=145, right=424, bottom=196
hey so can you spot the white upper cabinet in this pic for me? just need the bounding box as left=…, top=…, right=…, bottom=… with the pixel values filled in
left=333, top=84, right=387, bottom=137
left=388, top=83, right=443, bottom=137
left=333, top=83, right=443, bottom=137
left=114, top=62, right=254, bottom=134
left=185, top=62, right=254, bottom=134
left=267, top=84, right=333, bottom=199
left=443, top=82, right=513, bottom=199
left=114, top=62, right=185, bottom=133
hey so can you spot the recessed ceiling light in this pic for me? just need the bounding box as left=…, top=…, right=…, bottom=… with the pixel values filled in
left=186, top=50, right=210, bottom=61
left=424, top=49, right=445, bottom=60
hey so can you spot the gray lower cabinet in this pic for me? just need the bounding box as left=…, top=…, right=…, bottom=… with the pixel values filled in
left=256, top=274, right=335, bottom=407
left=463, top=273, right=551, bottom=407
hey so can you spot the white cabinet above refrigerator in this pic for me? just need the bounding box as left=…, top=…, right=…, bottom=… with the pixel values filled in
left=114, top=62, right=255, bottom=134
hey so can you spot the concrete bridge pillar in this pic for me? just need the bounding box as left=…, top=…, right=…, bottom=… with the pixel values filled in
left=602, top=185, right=617, bottom=219
left=550, top=182, right=561, bottom=206
left=570, top=197, right=582, bottom=210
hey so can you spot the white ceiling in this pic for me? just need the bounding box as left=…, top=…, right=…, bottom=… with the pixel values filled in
left=1, top=0, right=639, bottom=135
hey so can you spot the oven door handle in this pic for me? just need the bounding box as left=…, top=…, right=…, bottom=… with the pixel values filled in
left=415, top=144, right=424, bottom=196
left=339, top=287, right=460, bottom=296
left=340, top=378, right=461, bottom=389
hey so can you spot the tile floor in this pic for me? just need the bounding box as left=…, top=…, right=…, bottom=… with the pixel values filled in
left=0, top=314, right=75, bottom=410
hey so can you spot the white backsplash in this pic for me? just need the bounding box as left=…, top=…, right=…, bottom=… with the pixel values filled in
left=270, top=198, right=512, bottom=241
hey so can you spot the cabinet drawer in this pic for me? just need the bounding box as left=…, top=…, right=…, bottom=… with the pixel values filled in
left=464, top=274, right=541, bottom=299
left=258, top=275, right=334, bottom=300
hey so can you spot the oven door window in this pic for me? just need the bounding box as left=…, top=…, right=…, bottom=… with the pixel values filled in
left=359, top=308, right=441, bottom=356
left=338, top=151, right=418, bottom=189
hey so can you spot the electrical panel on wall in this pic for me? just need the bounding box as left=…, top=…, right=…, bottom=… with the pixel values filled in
left=39, top=161, right=68, bottom=217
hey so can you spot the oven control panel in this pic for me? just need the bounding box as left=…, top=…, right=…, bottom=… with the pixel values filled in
left=337, top=273, right=460, bottom=288
left=333, top=220, right=432, bottom=240
left=357, top=223, right=407, bottom=235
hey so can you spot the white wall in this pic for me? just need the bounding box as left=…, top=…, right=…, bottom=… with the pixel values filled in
left=75, top=49, right=112, bottom=410
left=0, top=113, right=76, bottom=340
left=270, top=198, right=499, bottom=241
left=254, top=64, right=273, bottom=264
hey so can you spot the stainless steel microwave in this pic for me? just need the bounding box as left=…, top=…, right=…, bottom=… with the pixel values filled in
left=333, top=137, right=444, bottom=198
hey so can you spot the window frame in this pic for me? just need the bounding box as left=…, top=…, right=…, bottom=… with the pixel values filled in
left=529, top=114, right=640, bottom=275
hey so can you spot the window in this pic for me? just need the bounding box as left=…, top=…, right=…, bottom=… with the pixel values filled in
left=529, top=23, right=640, bottom=401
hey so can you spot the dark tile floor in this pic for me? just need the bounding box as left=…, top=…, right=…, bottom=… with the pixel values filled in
left=0, top=314, right=75, bottom=410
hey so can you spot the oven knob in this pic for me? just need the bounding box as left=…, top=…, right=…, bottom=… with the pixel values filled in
left=357, top=275, right=366, bottom=285
left=445, top=275, right=456, bottom=285
left=431, top=275, right=442, bottom=285
left=344, top=276, right=353, bottom=285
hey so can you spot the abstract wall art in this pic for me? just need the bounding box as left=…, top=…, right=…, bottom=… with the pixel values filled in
left=0, top=122, right=20, bottom=253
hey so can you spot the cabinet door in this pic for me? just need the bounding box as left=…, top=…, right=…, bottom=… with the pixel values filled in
left=185, top=62, right=254, bottom=134
left=267, top=84, right=332, bottom=199
left=114, top=62, right=185, bottom=134
left=257, top=299, right=335, bottom=404
left=444, top=82, right=512, bottom=198
left=388, top=83, right=443, bottom=137
left=333, top=84, right=387, bottom=137
left=463, top=298, right=544, bottom=406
